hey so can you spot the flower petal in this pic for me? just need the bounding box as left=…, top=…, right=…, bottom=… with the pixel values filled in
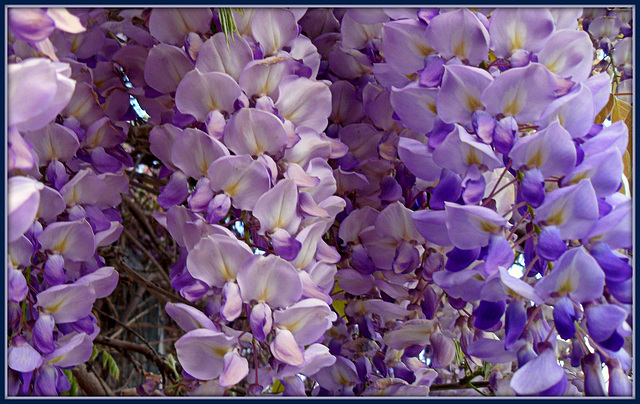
left=175, top=70, right=241, bottom=121
left=237, top=255, right=302, bottom=308
left=187, top=235, right=253, bottom=288
left=175, top=328, right=234, bottom=380
left=271, top=328, right=304, bottom=367
left=437, top=65, right=493, bottom=125
left=8, top=176, right=43, bottom=242
left=510, top=348, right=565, bottom=395
left=8, top=340, right=44, bottom=373
left=425, top=9, right=489, bottom=64
left=275, top=76, right=331, bottom=133
left=36, top=283, right=96, bottom=324
left=45, top=332, right=93, bottom=368
left=148, top=8, right=213, bottom=46
left=197, top=32, right=253, bottom=81
left=538, top=29, right=593, bottom=82
left=144, top=44, right=194, bottom=94
left=221, top=282, right=243, bottom=322
left=391, top=84, right=439, bottom=134
left=445, top=202, right=507, bottom=250
left=219, top=351, right=249, bottom=387
left=165, top=302, right=217, bottom=332
left=172, top=128, right=229, bottom=180
left=224, top=108, right=289, bottom=157
left=251, top=9, right=298, bottom=56
left=481, top=63, right=557, bottom=123
left=489, top=9, right=555, bottom=57
left=37, top=220, right=95, bottom=262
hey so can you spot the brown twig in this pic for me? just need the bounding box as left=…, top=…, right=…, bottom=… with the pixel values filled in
left=120, top=350, right=144, bottom=388
left=482, top=159, right=512, bottom=206
left=484, top=178, right=518, bottom=207
left=118, top=283, right=146, bottom=324
left=506, top=210, right=530, bottom=242
left=94, top=335, right=174, bottom=379
left=114, top=257, right=197, bottom=309
left=72, top=363, right=115, bottom=396
left=122, top=195, right=169, bottom=259
left=122, top=227, right=171, bottom=283
left=109, top=303, right=158, bottom=340
left=130, top=179, right=161, bottom=195
left=512, top=230, right=536, bottom=249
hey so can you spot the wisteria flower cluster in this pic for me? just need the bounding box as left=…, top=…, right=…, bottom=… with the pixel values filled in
left=6, top=7, right=633, bottom=397
left=8, top=8, right=130, bottom=395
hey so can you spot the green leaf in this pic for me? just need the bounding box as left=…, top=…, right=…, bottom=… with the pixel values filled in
left=101, top=350, right=109, bottom=369
left=217, top=8, right=241, bottom=47
left=331, top=281, right=346, bottom=318
left=101, top=350, right=120, bottom=381
left=487, top=49, right=496, bottom=62
left=90, top=346, right=100, bottom=362
left=453, top=339, right=464, bottom=368
left=61, top=369, right=79, bottom=396
left=108, top=357, right=120, bottom=380
left=166, top=353, right=181, bottom=379
left=271, top=379, right=285, bottom=394
left=482, top=361, right=491, bottom=379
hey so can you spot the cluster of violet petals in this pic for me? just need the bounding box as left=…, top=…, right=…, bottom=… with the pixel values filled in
left=7, top=7, right=633, bottom=397
left=8, top=8, right=128, bottom=395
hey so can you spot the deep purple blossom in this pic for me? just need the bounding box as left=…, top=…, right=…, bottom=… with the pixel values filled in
left=7, top=6, right=632, bottom=398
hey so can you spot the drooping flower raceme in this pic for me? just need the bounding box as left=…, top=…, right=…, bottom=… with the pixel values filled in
left=6, top=6, right=632, bottom=397
left=8, top=10, right=128, bottom=396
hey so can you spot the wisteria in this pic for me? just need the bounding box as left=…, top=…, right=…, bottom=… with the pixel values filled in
left=6, top=7, right=633, bottom=397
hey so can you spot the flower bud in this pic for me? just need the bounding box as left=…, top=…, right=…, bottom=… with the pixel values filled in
left=581, top=353, right=606, bottom=396
left=606, top=359, right=632, bottom=396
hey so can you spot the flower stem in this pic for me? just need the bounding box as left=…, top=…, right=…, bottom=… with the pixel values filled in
left=483, top=160, right=512, bottom=206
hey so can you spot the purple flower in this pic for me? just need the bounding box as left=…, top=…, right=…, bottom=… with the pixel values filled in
left=174, top=328, right=245, bottom=382
left=8, top=176, right=44, bottom=243
left=581, top=353, right=606, bottom=396
left=482, top=63, right=558, bottom=123
left=148, top=8, right=212, bottom=46
left=186, top=234, right=252, bottom=288
left=274, top=298, right=337, bottom=346
left=198, top=32, right=253, bottom=81
left=536, top=225, right=567, bottom=261
left=510, top=346, right=566, bottom=395
left=36, top=283, right=97, bottom=323
left=534, top=246, right=604, bottom=304
left=433, top=124, right=503, bottom=176
left=207, top=155, right=271, bottom=211
left=144, top=44, right=194, bottom=94
left=382, top=19, right=432, bottom=75
left=488, top=9, right=555, bottom=57
left=537, top=30, right=593, bottom=83
left=175, top=70, right=241, bottom=121
left=445, top=202, right=507, bottom=250
left=237, top=255, right=302, bottom=308
left=224, top=108, right=289, bottom=157
left=391, top=84, right=439, bottom=134
left=8, top=58, right=76, bottom=131
left=539, top=83, right=594, bottom=139
left=425, top=9, right=489, bottom=64
left=534, top=179, right=599, bottom=240
left=437, top=65, right=493, bottom=125
left=165, top=302, right=218, bottom=332
left=9, top=337, right=44, bottom=373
